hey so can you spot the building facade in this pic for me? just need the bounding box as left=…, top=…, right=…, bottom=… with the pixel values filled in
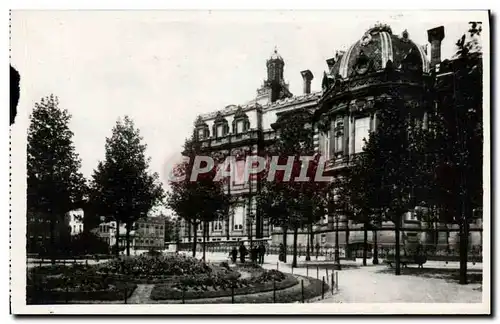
left=27, top=208, right=85, bottom=253
left=94, top=216, right=167, bottom=252
left=180, top=23, right=483, bottom=252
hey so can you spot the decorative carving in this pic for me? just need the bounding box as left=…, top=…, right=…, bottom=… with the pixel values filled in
left=316, top=116, right=331, bottom=133
left=335, top=50, right=346, bottom=62
left=194, top=115, right=208, bottom=127
left=366, top=22, right=393, bottom=35
left=214, top=111, right=226, bottom=123
left=352, top=50, right=373, bottom=76
left=322, top=71, right=335, bottom=91
left=400, top=29, right=410, bottom=42
left=233, top=106, right=246, bottom=119
left=211, top=151, right=229, bottom=163
left=361, top=33, right=373, bottom=46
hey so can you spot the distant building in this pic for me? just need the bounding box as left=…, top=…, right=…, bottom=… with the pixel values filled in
left=93, top=216, right=167, bottom=251
left=27, top=208, right=85, bottom=253
left=135, top=216, right=166, bottom=250
left=67, top=209, right=84, bottom=236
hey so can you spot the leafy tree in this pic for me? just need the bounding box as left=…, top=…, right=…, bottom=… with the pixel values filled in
left=351, top=90, right=420, bottom=276
left=429, top=23, right=483, bottom=284
left=90, top=116, right=165, bottom=256
left=166, top=136, right=229, bottom=260
left=347, top=143, right=383, bottom=266
left=27, top=94, right=86, bottom=263
left=259, top=110, right=324, bottom=267
left=163, top=216, right=177, bottom=242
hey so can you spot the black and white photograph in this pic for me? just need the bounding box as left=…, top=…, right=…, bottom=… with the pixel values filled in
left=9, top=9, right=490, bottom=315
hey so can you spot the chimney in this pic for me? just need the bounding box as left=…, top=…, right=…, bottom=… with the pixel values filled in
left=427, top=26, right=445, bottom=68
left=300, top=70, right=314, bottom=94
left=326, top=57, right=336, bottom=71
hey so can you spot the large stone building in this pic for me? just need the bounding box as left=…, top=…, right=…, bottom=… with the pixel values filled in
left=180, top=23, right=483, bottom=253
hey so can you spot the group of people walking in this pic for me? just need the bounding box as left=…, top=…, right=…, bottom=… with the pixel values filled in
left=230, top=242, right=266, bottom=265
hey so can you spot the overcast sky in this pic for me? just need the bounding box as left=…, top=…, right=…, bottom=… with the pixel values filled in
left=10, top=10, right=485, bottom=191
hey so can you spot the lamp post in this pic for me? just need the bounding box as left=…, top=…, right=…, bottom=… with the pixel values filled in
left=334, top=213, right=341, bottom=270
left=306, top=226, right=311, bottom=261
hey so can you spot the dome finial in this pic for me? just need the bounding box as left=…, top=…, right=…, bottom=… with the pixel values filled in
left=367, top=22, right=393, bottom=35
left=270, top=45, right=283, bottom=60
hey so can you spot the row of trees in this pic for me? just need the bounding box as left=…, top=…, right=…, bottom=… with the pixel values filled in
left=166, top=25, right=482, bottom=284
left=27, top=95, right=165, bottom=262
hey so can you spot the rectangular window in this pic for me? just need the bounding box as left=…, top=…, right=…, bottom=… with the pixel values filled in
left=236, top=120, right=244, bottom=134
left=213, top=218, right=223, bottom=231
left=198, top=128, right=204, bottom=139
left=354, top=117, right=370, bottom=153
left=323, top=133, right=330, bottom=160
left=233, top=160, right=246, bottom=185
left=233, top=206, right=244, bottom=230
left=335, top=119, right=344, bottom=153
left=335, top=135, right=343, bottom=153
left=217, top=125, right=224, bottom=137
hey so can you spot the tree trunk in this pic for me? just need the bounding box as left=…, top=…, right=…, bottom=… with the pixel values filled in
left=395, top=215, right=401, bottom=276
left=345, top=221, right=350, bottom=258
left=226, top=184, right=231, bottom=241
left=192, top=222, right=198, bottom=257
left=363, top=222, right=368, bottom=266
left=292, top=228, right=298, bottom=268
left=202, top=222, right=206, bottom=262
left=373, top=227, right=379, bottom=264
left=126, top=224, right=131, bottom=256
left=282, top=226, right=288, bottom=263
left=50, top=216, right=56, bottom=265
left=115, top=220, right=120, bottom=257
left=459, top=216, right=469, bottom=284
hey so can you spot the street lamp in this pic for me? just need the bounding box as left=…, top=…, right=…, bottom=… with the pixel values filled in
left=334, top=213, right=341, bottom=269
left=306, top=227, right=311, bottom=261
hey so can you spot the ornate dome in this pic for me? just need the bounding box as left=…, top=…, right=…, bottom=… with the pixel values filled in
left=330, top=23, right=430, bottom=78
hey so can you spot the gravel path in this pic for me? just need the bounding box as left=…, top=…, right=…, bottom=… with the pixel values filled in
left=127, top=284, right=154, bottom=304
left=199, top=252, right=483, bottom=303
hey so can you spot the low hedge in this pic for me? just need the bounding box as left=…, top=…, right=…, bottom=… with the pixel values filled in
left=175, top=276, right=328, bottom=304
left=27, top=282, right=137, bottom=304
left=151, top=273, right=298, bottom=300
left=233, top=277, right=328, bottom=304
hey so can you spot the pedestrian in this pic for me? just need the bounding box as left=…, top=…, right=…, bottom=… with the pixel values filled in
left=278, top=243, right=285, bottom=262
left=231, top=247, right=238, bottom=264
left=315, top=242, right=320, bottom=260
left=258, top=242, right=266, bottom=264
left=250, top=245, right=257, bottom=264
left=239, top=242, right=247, bottom=263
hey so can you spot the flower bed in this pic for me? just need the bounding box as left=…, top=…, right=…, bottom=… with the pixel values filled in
left=27, top=267, right=137, bottom=304
left=96, top=254, right=213, bottom=278
left=150, top=268, right=297, bottom=300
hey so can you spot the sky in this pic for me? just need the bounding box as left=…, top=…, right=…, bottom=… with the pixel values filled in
left=10, top=10, right=485, bottom=193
